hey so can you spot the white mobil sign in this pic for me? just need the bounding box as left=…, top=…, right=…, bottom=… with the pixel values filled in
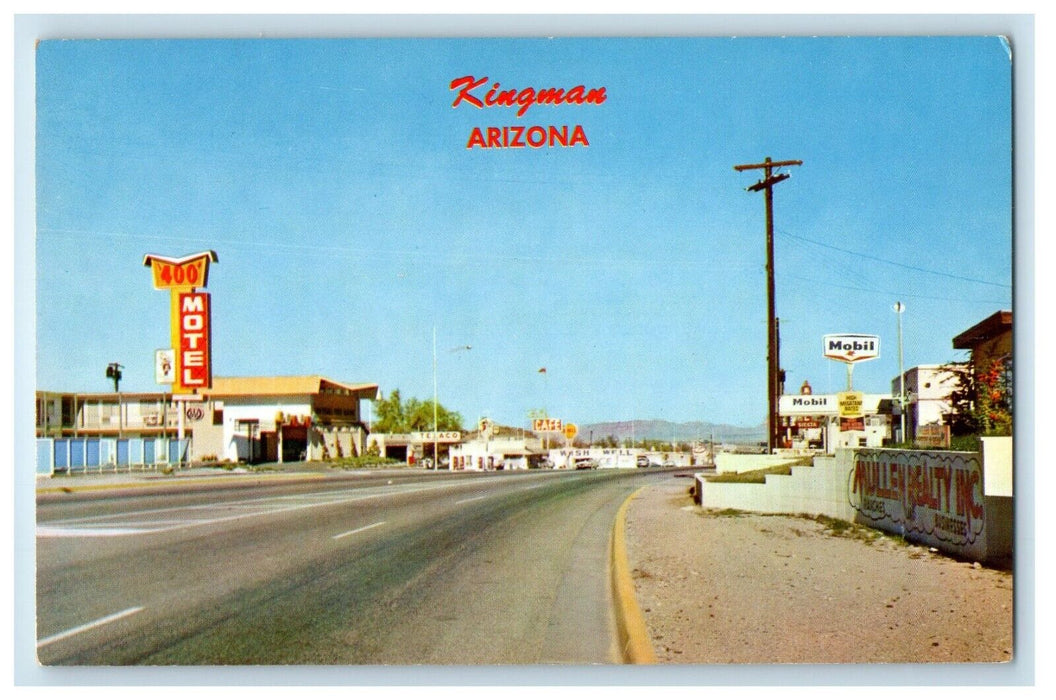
left=823, top=334, right=880, bottom=363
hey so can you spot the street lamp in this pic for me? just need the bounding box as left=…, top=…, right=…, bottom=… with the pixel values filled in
left=893, top=301, right=906, bottom=444
left=106, top=362, right=124, bottom=438
left=433, top=328, right=471, bottom=470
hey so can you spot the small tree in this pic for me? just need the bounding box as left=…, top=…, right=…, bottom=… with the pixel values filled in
left=372, top=389, right=464, bottom=433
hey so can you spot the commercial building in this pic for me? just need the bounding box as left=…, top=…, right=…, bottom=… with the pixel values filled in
left=890, top=364, right=960, bottom=446
left=778, top=390, right=893, bottom=452
left=952, top=309, right=1012, bottom=371
left=36, top=375, right=378, bottom=467
left=888, top=310, right=1011, bottom=447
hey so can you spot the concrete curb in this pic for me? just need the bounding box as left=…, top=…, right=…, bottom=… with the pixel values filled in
left=35, top=470, right=326, bottom=495
left=610, top=486, right=657, bottom=664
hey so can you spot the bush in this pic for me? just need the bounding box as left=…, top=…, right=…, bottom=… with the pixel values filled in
left=328, top=455, right=404, bottom=469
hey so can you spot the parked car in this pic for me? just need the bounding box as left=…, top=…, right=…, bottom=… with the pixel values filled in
left=573, top=457, right=599, bottom=470
left=636, top=455, right=650, bottom=468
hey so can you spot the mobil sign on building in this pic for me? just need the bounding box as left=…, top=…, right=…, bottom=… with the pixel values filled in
left=143, top=251, right=218, bottom=394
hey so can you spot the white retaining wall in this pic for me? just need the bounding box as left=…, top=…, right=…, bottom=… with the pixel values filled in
left=714, top=452, right=811, bottom=475
left=700, top=452, right=856, bottom=521
left=697, top=440, right=1014, bottom=563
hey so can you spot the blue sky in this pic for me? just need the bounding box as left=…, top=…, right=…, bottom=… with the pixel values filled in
left=33, top=36, right=1013, bottom=428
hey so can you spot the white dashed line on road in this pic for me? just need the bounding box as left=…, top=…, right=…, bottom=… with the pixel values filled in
left=37, top=606, right=145, bottom=648
left=332, top=521, right=387, bottom=540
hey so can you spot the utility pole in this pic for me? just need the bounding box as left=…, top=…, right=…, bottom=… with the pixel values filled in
left=734, top=157, right=802, bottom=453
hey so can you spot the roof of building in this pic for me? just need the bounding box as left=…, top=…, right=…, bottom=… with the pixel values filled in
left=952, top=310, right=1012, bottom=349
left=37, top=376, right=379, bottom=401
left=208, top=375, right=379, bottom=399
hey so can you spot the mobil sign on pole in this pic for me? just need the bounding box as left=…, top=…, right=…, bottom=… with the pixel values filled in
left=824, top=333, right=879, bottom=392
left=823, top=334, right=880, bottom=363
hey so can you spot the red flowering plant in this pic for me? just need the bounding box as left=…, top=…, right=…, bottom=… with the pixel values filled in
left=942, top=356, right=1013, bottom=437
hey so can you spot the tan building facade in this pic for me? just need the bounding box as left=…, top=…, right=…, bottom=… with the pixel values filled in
left=36, top=375, right=378, bottom=465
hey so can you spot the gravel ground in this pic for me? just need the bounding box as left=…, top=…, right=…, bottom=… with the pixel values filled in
left=624, top=478, right=1014, bottom=664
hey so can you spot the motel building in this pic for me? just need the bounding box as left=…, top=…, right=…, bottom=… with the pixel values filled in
left=36, top=375, right=378, bottom=469
left=778, top=381, right=894, bottom=453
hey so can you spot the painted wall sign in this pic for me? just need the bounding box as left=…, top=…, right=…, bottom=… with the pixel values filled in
left=823, top=334, right=880, bottom=363
left=848, top=449, right=987, bottom=560
left=411, top=431, right=463, bottom=443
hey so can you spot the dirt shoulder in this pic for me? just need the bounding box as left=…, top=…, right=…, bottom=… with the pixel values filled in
left=624, top=478, right=1014, bottom=664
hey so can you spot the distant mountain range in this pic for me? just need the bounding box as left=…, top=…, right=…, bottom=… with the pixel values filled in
left=579, top=419, right=767, bottom=445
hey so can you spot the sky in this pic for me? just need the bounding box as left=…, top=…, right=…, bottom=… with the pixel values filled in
left=32, top=33, right=1014, bottom=429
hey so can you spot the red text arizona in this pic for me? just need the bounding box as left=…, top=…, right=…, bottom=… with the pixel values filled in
left=466, top=125, right=590, bottom=149
left=451, top=76, right=607, bottom=118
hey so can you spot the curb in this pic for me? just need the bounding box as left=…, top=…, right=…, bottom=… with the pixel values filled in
left=610, top=486, right=657, bottom=664
left=35, top=471, right=326, bottom=495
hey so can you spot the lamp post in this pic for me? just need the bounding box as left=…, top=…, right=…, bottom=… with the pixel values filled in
left=106, top=362, right=123, bottom=438
left=433, top=327, right=471, bottom=470
left=893, top=301, right=906, bottom=443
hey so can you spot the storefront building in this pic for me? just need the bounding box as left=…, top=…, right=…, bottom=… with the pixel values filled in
left=36, top=375, right=378, bottom=466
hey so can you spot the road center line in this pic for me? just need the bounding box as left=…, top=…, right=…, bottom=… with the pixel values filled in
left=37, top=606, right=144, bottom=648
left=455, top=494, right=488, bottom=504
left=332, top=521, right=387, bottom=540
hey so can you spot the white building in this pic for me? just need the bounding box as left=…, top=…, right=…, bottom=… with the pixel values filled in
left=891, top=364, right=961, bottom=444
left=451, top=432, right=544, bottom=470
left=779, top=391, right=893, bottom=452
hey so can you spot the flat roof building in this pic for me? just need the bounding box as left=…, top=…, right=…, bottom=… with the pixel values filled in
left=37, top=375, right=378, bottom=465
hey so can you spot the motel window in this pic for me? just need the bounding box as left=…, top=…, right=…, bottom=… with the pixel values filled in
left=213, top=409, right=223, bottom=425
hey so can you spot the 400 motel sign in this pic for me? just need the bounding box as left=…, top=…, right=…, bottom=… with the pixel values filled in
left=144, top=251, right=217, bottom=393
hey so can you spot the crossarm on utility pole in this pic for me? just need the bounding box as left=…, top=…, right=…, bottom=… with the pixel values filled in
left=733, top=159, right=803, bottom=172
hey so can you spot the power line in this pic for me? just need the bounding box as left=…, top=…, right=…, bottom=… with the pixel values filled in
left=782, top=272, right=1009, bottom=305
left=778, top=229, right=1011, bottom=289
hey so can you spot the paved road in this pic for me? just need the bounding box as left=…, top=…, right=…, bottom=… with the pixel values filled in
left=36, top=468, right=668, bottom=665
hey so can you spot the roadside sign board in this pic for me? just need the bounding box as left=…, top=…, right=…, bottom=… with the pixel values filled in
left=155, top=348, right=175, bottom=384
left=564, top=423, right=578, bottom=440
left=840, top=417, right=865, bottom=432
left=144, top=250, right=218, bottom=393
left=823, top=334, right=880, bottom=363
left=533, top=418, right=563, bottom=432
left=837, top=391, right=865, bottom=418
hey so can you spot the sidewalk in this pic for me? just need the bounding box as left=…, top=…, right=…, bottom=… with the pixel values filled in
left=623, top=476, right=1014, bottom=664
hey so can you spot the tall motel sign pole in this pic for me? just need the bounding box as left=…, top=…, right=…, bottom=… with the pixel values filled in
left=734, top=157, right=802, bottom=453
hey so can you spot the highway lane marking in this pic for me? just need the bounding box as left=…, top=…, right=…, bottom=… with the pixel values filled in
left=38, top=476, right=564, bottom=537
left=332, top=521, right=387, bottom=540
left=455, top=494, right=488, bottom=504
left=36, top=481, right=479, bottom=537
left=37, top=606, right=144, bottom=648
left=37, top=526, right=164, bottom=537
left=454, top=479, right=553, bottom=505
